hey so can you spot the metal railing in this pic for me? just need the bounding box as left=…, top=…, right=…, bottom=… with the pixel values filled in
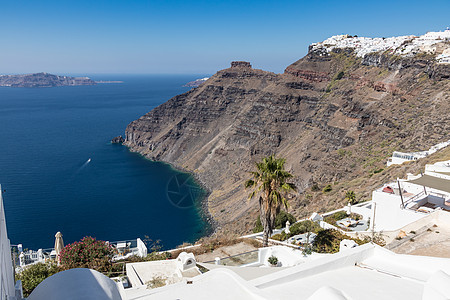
left=402, top=191, right=426, bottom=208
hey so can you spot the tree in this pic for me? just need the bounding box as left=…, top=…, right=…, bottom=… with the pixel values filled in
left=245, top=155, right=296, bottom=247
left=345, top=190, right=357, bottom=205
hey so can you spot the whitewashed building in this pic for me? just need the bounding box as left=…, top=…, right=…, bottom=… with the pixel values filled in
left=310, top=29, right=450, bottom=63
left=0, top=188, right=22, bottom=300
left=387, top=139, right=450, bottom=166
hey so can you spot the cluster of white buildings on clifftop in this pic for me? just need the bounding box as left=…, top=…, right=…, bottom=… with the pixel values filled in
left=310, top=29, right=450, bottom=63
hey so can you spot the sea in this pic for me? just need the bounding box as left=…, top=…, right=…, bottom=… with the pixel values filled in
left=0, top=74, right=211, bottom=250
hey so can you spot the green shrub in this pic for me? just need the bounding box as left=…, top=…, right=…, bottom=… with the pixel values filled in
left=253, top=216, right=263, bottom=233
left=333, top=71, right=345, bottom=81
left=322, top=184, right=332, bottom=193
left=373, top=168, right=384, bottom=174
left=16, top=262, right=60, bottom=297
left=275, top=211, right=296, bottom=229
left=59, top=236, right=115, bottom=273
left=289, top=220, right=321, bottom=236
left=253, top=211, right=296, bottom=232
left=268, top=255, right=278, bottom=266
left=323, top=211, right=348, bottom=226
left=302, top=245, right=312, bottom=256
left=312, top=229, right=366, bottom=253
left=271, top=232, right=287, bottom=241
left=337, top=149, right=346, bottom=157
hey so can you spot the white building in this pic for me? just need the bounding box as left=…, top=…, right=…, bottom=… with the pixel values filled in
left=117, top=243, right=450, bottom=300
left=310, top=29, right=450, bottom=63
left=0, top=188, right=23, bottom=300
left=387, top=139, right=450, bottom=166
left=366, top=160, right=450, bottom=240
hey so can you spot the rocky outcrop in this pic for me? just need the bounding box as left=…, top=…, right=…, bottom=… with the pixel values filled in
left=231, top=61, right=252, bottom=68
left=124, top=48, right=450, bottom=234
left=0, top=73, right=96, bottom=88
left=111, top=136, right=125, bottom=144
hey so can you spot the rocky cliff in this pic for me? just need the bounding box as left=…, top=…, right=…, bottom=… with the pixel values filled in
left=0, top=73, right=96, bottom=87
left=124, top=33, right=450, bottom=234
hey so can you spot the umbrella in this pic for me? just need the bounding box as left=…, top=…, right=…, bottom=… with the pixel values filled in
left=54, top=232, right=64, bottom=263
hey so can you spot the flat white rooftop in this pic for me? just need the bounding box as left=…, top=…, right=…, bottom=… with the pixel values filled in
left=261, top=266, right=422, bottom=300
left=122, top=244, right=450, bottom=300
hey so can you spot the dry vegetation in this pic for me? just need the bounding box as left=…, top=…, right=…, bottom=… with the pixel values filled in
left=170, top=236, right=262, bottom=259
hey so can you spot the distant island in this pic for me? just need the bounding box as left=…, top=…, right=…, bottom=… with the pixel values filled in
left=183, top=77, right=209, bottom=88
left=0, top=72, right=98, bottom=88
left=96, top=80, right=124, bottom=84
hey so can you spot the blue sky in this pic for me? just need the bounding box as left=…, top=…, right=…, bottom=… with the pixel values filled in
left=1, top=0, right=449, bottom=74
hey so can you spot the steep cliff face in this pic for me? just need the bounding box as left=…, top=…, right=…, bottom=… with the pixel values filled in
left=125, top=45, right=450, bottom=233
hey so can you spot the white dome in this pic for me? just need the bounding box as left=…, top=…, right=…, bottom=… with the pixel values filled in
left=28, top=268, right=123, bottom=300
left=307, top=286, right=349, bottom=300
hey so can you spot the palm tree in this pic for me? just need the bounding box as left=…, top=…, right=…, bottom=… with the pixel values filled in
left=345, top=190, right=357, bottom=205
left=245, top=155, right=296, bottom=247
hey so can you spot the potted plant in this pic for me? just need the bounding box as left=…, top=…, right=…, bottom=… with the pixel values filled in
left=268, top=255, right=278, bottom=267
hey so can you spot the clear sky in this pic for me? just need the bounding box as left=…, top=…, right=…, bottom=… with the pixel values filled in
left=1, top=0, right=449, bottom=74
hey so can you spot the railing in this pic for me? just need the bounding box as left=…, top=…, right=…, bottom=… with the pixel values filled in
left=401, top=191, right=425, bottom=209
left=429, top=191, right=448, bottom=199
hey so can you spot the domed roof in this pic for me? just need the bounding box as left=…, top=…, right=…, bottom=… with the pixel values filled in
left=28, top=268, right=123, bottom=300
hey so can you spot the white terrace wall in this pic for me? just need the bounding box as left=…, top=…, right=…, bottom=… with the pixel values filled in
left=0, top=189, right=18, bottom=300
left=425, top=171, right=450, bottom=181
left=425, top=161, right=450, bottom=174
left=345, top=210, right=450, bottom=244
left=371, top=190, right=425, bottom=232
left=136, top=238, right=147, bottom=257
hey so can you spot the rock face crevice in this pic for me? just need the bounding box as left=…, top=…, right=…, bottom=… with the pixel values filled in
left=125, top=52, right=449, bottom=233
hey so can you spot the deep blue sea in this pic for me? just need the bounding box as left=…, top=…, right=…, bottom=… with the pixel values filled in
left=0, top=75, right=210, bottom=250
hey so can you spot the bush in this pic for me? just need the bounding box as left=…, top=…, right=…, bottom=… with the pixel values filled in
left=271, top=232, right=287, bottom=241
left=267, top=255, right=278, bottom=266
left=253, top=211, right=296, bottom=232
left=59, top=236, right=115, bottom=273
left=322, top=184, right=332, bottom=193
left=324, top=210, right=348, bottom=226
left=302, top=245, right=312, bottom=256
left=373, top=168, right=384, bottom=174
left=275, top=211, right=296, bottom=229
left=333, top=71, right=345, bottom=81
left=312, top=229, right=366, bottom=253
left=253, top=216, right=263, bottom=233
left=289, top=220, right=321, bottom=236
left=16, top=262, right=60, bottom=297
